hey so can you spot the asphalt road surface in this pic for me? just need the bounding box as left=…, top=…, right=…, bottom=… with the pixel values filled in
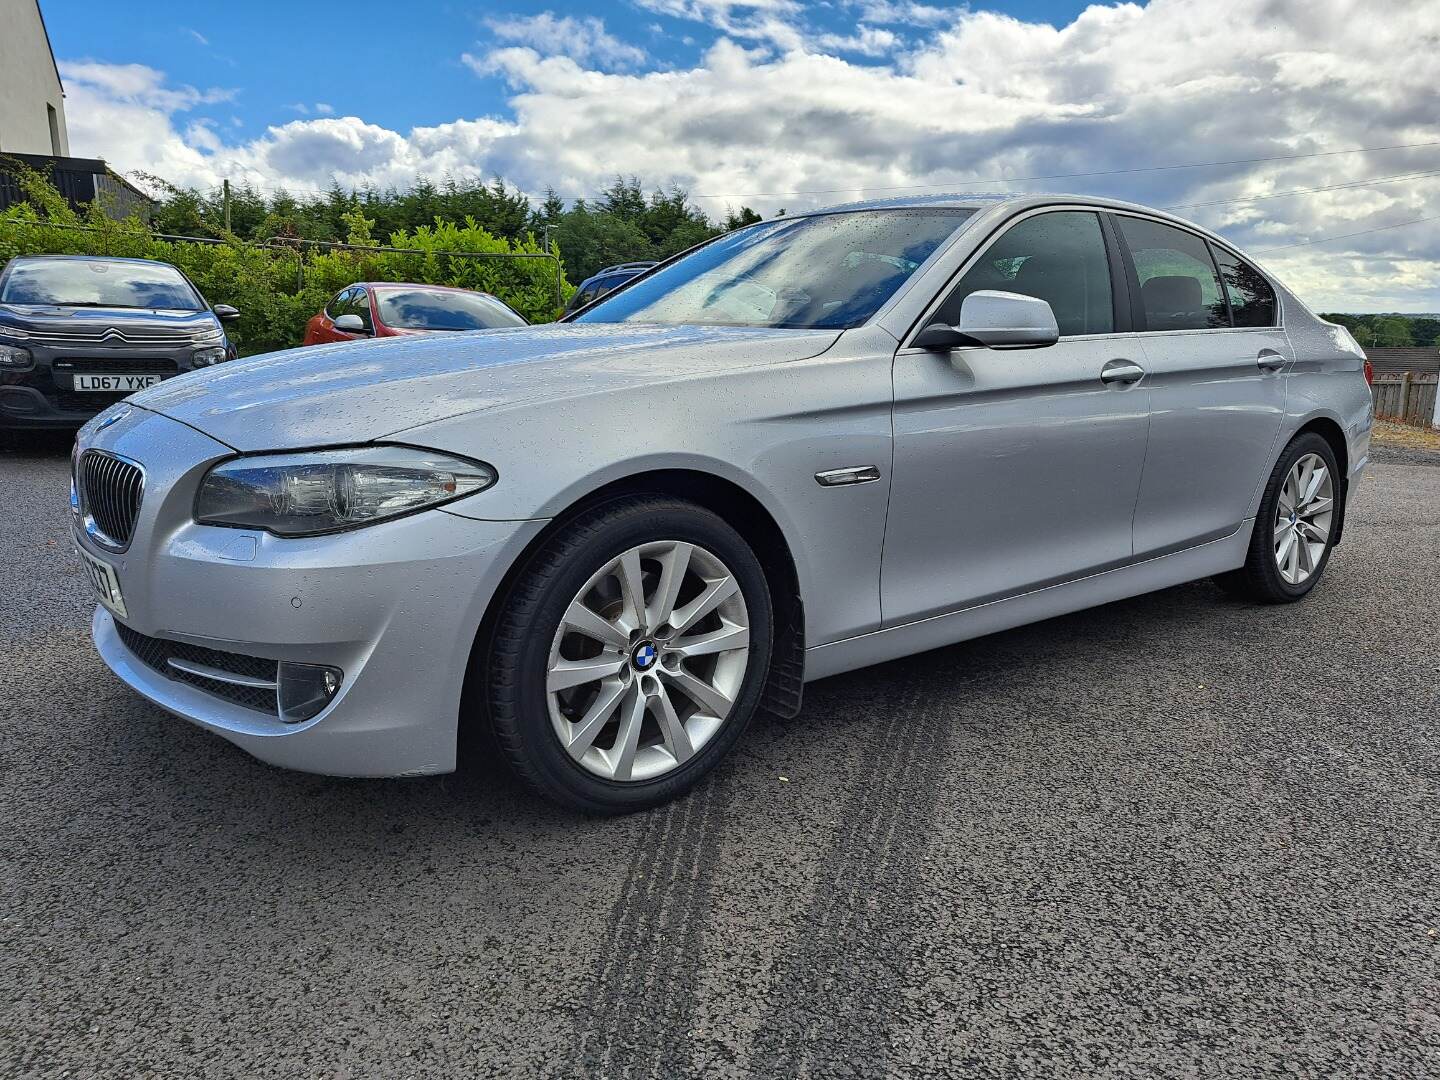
left=4, top=435, right=1437, bottom=1079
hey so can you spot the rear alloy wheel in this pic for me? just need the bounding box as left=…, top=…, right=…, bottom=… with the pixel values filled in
left=1273, top=452, right=1335, bottom=586
left=1215, top=432, right=1340, bottom=603
left=487, top=497, right=772, bottom=813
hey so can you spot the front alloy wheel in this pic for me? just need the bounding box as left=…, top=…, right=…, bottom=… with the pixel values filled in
left=547, top=540, right=750, bottom=783
left=486, top=496, right=773, bottom=813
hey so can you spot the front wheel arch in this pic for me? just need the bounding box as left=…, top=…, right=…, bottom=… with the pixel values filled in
left=458, top=469, right=806, bottom=764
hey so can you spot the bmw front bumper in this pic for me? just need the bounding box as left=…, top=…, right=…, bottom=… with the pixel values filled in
left=79, top=406, right=545, bottom=777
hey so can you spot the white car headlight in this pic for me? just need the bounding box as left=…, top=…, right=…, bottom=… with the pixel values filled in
left=195, top=445, right=497, bottom=536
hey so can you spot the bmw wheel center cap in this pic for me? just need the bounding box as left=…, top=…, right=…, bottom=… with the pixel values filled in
left=632, top=641, right=658, bottom=671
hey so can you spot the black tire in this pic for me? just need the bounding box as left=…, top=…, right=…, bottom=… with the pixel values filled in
left=1213, top=432, right=1340, bottom=603
left=486, top=496, right=773, bottom=814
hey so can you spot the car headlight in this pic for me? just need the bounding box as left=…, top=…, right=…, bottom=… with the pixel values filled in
left=195, top=445, right=497, bottom=536
left=0, top=324, right=31, bottom=341
left=0, top=343, right=31, bottom=367
left=192, top=345, right=228, bottom=366
left=192, top=327, right=225, bottom=344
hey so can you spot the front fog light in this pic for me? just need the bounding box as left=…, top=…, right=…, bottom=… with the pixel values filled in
left=278, top=661, right=343, bottom=723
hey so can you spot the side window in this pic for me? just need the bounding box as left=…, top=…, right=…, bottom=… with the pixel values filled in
left=1116, top=217, right=1228, bottom=331
left=936, top=211, right=1113, bottom=337
left=351, top=288, right=374, bottom=331
left=1211, top=246, right=1277, bottom=327
left=325, top=289, right=351, bottom=319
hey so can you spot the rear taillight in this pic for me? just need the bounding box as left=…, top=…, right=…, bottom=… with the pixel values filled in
left=1363, top=359, right=1374, bottom=385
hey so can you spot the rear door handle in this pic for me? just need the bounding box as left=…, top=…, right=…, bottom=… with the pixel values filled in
left=1257, top=348, right=1288, bottom=371
left=1100, top=359, right=1145, bottom=385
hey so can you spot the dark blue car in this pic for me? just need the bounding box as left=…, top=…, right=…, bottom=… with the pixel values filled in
left=563, top=261, right=657, bottom=314
left=0, top=255, right=238, bottom=438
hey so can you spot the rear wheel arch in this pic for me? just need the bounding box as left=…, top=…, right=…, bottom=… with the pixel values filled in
left=460, top=469, right=807, bottom=762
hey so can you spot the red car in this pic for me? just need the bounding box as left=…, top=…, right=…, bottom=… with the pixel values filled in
left=303, top=282, right=527, bottom=345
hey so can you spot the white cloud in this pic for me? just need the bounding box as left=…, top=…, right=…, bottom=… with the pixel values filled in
left=851, top=1, right=956, bottom=27
left=484, top=12, right=646, bottom=69
left=185, top=28, right=209, bottom=46
left=54, top=0, right=1440, bottom=309
left=314, top=102, right=335, bottom=115
left=814, top=25, right=900, bottom=56
left=634, top=0, right=808, bottom=51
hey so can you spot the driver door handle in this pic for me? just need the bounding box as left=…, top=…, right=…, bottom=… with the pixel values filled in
left=1100, top=358, right=1145, bottom=385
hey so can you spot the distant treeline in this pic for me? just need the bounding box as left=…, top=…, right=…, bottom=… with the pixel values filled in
left=1319, top=312, right=1440, bottom=349
left=140, top=173, right=766, bottom=284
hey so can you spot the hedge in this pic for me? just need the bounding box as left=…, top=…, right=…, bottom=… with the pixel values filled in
left=0, top=166, right=575, bottom=355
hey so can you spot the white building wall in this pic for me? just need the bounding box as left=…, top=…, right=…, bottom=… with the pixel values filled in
left=0, top=0, right=69, bottom=156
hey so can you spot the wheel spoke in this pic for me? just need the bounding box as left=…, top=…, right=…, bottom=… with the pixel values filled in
left=1278, top=483, right=1296, bottom=515
left=1300, top=495, right=1333, bottom=519
left=547, top=654, right=625, bottom=693
left=1285, top=534, right=1302, bottom=581
left=1275, top=529, right=1296, bottom=567
left=607, top=686, right=647, bottom=781
left=653, top=684, right=694, bottom=765
left=665, top=667, right=734, bottom=718
left=671, top=620, right=750, bottom=659
left=1299, top=464, right=1328, bottom=508
left=564, top=678, right=627, bottom=760
left=647, top=542, right=692, bottom=630
left=669, top=574, right=739, bottom=636
left=1273, top=518, right=1292, bottom=541
left=563, top=601, right=629, bottom=650
left=616, top=548, right=646, bottom=634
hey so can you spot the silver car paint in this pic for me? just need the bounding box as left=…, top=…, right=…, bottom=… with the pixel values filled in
left=77, top=193, right=1372, bottom=777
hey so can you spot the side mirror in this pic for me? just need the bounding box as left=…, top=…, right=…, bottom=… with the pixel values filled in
left=332, top=313, right=368, bottom=334
left=213, top=304, right=240, bottom=321
left=913, top=322, right=969, bottom=350
left=957, top=290, right=1058, bottom=349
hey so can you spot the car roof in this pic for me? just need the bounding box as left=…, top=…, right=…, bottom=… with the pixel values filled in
left=359, top=282, right=496, bottom=294
left=6, top=254, right=181, bottom=268
left=789, top=191, right=1239, bottom=247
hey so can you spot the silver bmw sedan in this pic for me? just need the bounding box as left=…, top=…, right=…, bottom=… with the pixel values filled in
left=72, top=194, right=1373, bottom=812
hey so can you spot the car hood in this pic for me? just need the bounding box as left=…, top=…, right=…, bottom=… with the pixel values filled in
left=0, top=303, right=218, bottom=339
left=130, top=322, right=841, bottom=451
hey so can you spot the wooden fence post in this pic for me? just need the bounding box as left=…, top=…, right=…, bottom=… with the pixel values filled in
left=1398, top=371, right=1411, bottom=424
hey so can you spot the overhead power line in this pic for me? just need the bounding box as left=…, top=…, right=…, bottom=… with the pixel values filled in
left=1162, top=168, right=1440, bottom=210
left=1254, top=213, right=1440, bottom=254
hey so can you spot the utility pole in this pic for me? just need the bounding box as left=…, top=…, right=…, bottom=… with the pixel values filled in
left=222, top=178, right=231, bottom=234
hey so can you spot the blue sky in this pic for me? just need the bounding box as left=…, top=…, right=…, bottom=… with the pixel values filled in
left=37, top=0, right=1440, bottom=310
left=45, top=1, right=1093, bottom=144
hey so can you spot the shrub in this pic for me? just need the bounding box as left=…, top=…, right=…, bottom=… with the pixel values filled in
left=0, top=165, right=574, bottom=355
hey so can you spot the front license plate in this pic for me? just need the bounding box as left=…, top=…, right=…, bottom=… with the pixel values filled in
left=73, top=374, right=163, bottom=392
left=77, top=544, right=128, bottom=618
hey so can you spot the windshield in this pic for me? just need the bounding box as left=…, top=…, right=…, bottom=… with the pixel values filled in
left=573, top=208, right=973, bottom=330
left=0, top=260, right=204, bottom=310
left=374, top=288, right=527, bottom=331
